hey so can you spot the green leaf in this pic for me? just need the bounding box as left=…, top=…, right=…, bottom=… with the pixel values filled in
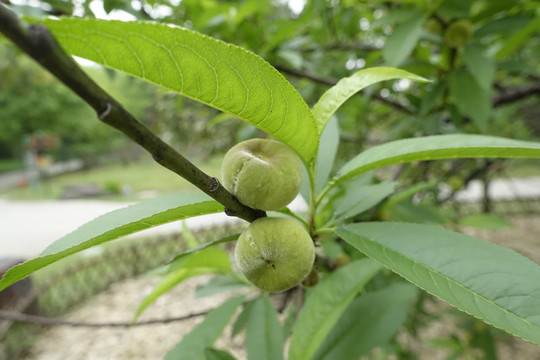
left=385, top=202, right=450, bottom=225
left=233, top=0, right=271, bottom=26
left=419, top=80, right=446, bottom=115
left=37, top=18, right=318, bottom=165
left=312, top=67, right=429, bottom=132
left=470, top=322, right=497, bottom=360
left=288, top=259, right=382, bottom=360
left=182, top=221, right=200, bottom=249
left=313, top=283, right=418, bottom=360
left=497, top=59, right=538, bottom=75
left=316, top=116, right=340, bottom=194
left=370, top=8, right=420, bottom=28
left=438, top=0, right=471, bottom=19
left=380, top=181, right=437, bottom=212
left=204, top=348, right=236, bottom=360
left=382, top=17, right=426, bottom=67
left=103, top=0, right=128, bottom=14
left=496, top=16, right=540, bottom=59
left=459, top=214, right=512, bottom=230
left=449, top=72, right=491, bottom=132
left=336, top=134, right=540, bottom=183
left=246, top=296, right=284, bottom=360
left=282, top=303, right=298, bottom=338
left=379, top=181, right=444, bottom=225
left=334, top=181, right=397, bottom=220
left=337, top=222, right=540, bottom=346
left=320, top=241, right=344, bottom=260
left=302, top=115, right=339, bottom=203
left=318, top=172, right=376, bottom=221
left=231, top=298, right=257, bottom=338
left=135, top=247, right=232, bottom=319
left=475, top=15, right=533, bottom=37
left=0, top=194, right=223, bottom=292
left=299, top=165, right=311, bottom=204
left=463, top=44, right=495, bottom=90
left=165, top=295, right=244, bottom=360
left=195, top=275, right=249, bottom=298
left=167, top=233, right=241, bottom=267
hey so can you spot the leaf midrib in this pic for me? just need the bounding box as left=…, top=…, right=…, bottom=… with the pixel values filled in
left=298, top=290, right=360, bottom=360
left=263, top=299, right=272, bottom=360
left=338, top=145, right=540, bottom=181
left=46, top=19, right=318, bottom=163
left=345, top=229, right=540, bottom=343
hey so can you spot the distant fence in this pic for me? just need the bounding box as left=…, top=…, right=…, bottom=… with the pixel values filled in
left=453, top=197, right=540, bottom=216
left=445, top=178, right=540, bottom=217
left=0, top=221, right=246, bottom=360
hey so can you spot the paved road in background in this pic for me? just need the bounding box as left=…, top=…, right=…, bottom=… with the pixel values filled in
left=1, top=176, right=539, bottom=259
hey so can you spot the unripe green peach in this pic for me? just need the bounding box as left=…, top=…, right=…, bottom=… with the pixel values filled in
left=221, top=138, right=302, bottom=211
left=301, top=266, right=319, bottom=288
left=425, top=18, right=443, bottom=35
left=235, top=217, right=315, bottom=293
left=444, top=19, right=473, bottom=48
left=447, top=175, right=464, bottom=191
left=335, top=253, right=351, bottom=268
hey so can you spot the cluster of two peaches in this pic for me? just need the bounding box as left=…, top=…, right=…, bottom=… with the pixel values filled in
left=221, top=139, right=315, bottom=293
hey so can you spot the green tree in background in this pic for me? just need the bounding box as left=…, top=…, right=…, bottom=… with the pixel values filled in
left=0, top=40, right=156, bottom=161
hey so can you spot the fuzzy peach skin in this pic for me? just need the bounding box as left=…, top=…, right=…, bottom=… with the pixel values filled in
left=221, top=138, right=302, bottom=211
left=235, top=217, right=315, bottom=293
left=444, top=19, right=473, bottom=48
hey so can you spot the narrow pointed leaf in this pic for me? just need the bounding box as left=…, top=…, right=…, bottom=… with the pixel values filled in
left=301, top=116, right=339, bottom=203
left=282, top=303, right=298, bottom=338
left=231, top=298, right=257, bottom=338
left=138, top=267, right=217, bottom=319
left=382, top=17, right=425, bottom=67
left=420, top=80, right=446, bottom=115
left=463, top=44, right=495, bottom=90
left=246, top=296, right=284, bottom=360
left=37, top=18, right=318, bottom=164
left=167, top=233, right=241, bottom=267
left=204, top=348, right=236, bottom=360
left=289, top=259, right=382, bottom=360
left=0, top=194, right=223, bottom=292
left=336, top=134, right=540, bottom=183
left=136, top=247, right=232, bottom=319
left=334, top=181, right=397, bottom=220
left=386, top=202, right=449, bottom=225
left=315, top=116, right=340, bottom=193
left=182, top=221, right=200, bottom=249
left=149, top=233, right=241, bottom=277
left=313, top=283, right=418, bottom=360
left=380, top=181, right=437, bottom=212
left=496, top=16, right=540, bottom=59
left=195, top=275, right=248, bottom=298
left=449, top=72, right=491, bottom=132
left=338, top=222, right=540, bottom=346
left=459, top=214, right=512, bottom=230
left=312, top=67, right=429, bottom=132
left=165, top=295, right=245, bottom=360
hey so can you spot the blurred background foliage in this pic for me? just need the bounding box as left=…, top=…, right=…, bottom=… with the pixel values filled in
left=0, top=0, right=539, bottom=201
